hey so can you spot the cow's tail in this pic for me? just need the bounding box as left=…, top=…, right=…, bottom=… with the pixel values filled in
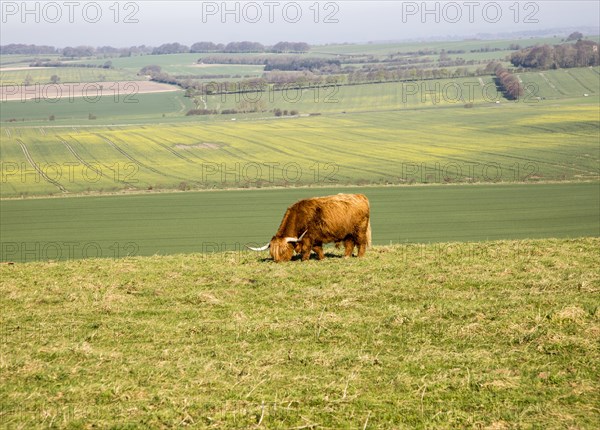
left=367, top=219, right=372, bottom=247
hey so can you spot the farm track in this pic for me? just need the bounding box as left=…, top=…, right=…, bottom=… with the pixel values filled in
left=127, top=132, right=196, bottom=164
left=538, top=72, right=564, bottom=95
left=66, top=134, right=140, bottom=188
left=16, top=139, right=67, bottom=192
left=517, top=74, right=538, bottom=99
left=565, top=70, right=596, bottom=94
left=57, top=135, right=146, bottom=187
left=95, top=133, right=201, bottom=184
left=96, top=133, right=168, bottom=176
left=57, top=136, right=104, bottom=177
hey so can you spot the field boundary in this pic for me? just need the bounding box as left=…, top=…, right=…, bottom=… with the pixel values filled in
left=1, top=179, right=599, bottom=202
left=1, top=81, right=180, bottom=101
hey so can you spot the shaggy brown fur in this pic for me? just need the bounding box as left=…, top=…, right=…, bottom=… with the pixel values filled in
left=269, top=193, right=371, bottom=262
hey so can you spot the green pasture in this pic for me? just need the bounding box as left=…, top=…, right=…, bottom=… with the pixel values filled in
left=71, top=53, right=214, bottom=75
left=0, top=183, right=598, bottom=262
left=0, top=90, right=191, bottom=125
left=0, top=67, right=137, bottom=86
left=2, top=237, right=598, bottom=428
left=518, top=67, right=600, bottom=99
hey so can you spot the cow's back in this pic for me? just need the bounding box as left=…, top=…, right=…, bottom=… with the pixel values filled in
left=299, top=194, right=369, bottom=241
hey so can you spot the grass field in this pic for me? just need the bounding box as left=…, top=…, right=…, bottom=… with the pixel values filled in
left=1, top=237, right=598, bottom=428
left=70, top=53, right=226, bottom=75
left=1, top=183, right=598, bottom=263
left=0, top=90, right=191, bottom=125
left=0, top=67, right=137, bottom=86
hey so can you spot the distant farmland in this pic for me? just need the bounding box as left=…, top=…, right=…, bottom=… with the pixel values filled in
left=1, top=66, right=598, bottom=126
left=0, top=80, right=179, bottom=101
left=0, top=66, right=137, bottom=86
left=1, top=101, right=598, bottom=197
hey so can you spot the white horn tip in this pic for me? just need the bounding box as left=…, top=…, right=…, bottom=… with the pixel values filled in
left=246, top=243, right=270, bottom=252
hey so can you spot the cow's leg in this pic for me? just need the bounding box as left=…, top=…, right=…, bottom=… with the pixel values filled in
left=356, top=230, right=368, bottom=257
left=357, top=241, right=367, bottom=257
left=312, top=242, right=325, bottom=260
left=343, top=238, right=355, bottom=258
left=301, top=240, right=312, bottom=261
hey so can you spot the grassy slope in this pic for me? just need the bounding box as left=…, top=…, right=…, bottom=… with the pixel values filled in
left=1, top=238, right=598, bottom=428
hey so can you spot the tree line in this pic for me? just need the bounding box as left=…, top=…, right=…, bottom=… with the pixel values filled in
left=510, top=40, right=599, bottom=69
left=491, top=63, right=524, bottom=100
left=29, top=60, right=113, bottom=69
left=0, top=41, right=310, bottom=57
left=0, top=43, right=153, bottom=57
left=153, top=41, right=310, bottom=54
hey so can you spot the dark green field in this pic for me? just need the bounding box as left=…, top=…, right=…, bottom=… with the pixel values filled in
left=1, top=183, right=598, bottom=263
left=0, top=90, right=191, bottom=124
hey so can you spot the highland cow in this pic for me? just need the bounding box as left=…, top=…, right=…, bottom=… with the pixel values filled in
left=248, top=193, right=371, bottom=262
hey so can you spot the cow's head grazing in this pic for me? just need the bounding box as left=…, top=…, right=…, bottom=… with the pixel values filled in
left=247, top=231, right=306, bottom=262
left=269, top=237, right=295, bottom=262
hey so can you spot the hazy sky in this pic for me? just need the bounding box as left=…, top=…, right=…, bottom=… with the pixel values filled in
left=1, top=1, right=599, bottom=47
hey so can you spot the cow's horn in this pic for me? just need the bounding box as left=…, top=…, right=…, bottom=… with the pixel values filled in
left=246, top=243, right=270, bottom=251
left=284, top=230, right=307, bottom=243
